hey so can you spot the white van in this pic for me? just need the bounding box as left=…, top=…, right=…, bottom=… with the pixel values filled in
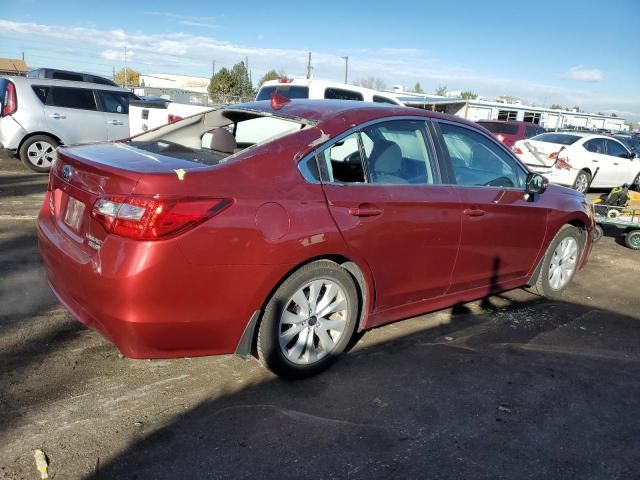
left=256, top=79, right=403, bottom=105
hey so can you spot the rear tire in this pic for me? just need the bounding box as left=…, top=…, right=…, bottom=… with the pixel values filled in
left=592, top=225, right=603, bottom=243
left=257, top=260, right=358, bottom=379
left=572, top=170, right=590, bottom=194
left=625, top=230, right=640, bottom=250
left=529, top=225, right=583, bottom=298
left=19, top=135, right=58, bottom=173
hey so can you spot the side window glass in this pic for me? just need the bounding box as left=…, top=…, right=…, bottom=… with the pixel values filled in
left=324, top=88, right=364, bottom=101
left=100, top=91, right=130, bottom=114
left=372, top=95, right=397, bottom=104
left=605, top=139, right=629, bottom=158
left=319, top=132, right=366, bottom=183
left=50, top=87, right=97, bottom=111
left=440, top=123, right=524, bottom=188
left=31, top=86, right=49, bottom=104
left=584, top=139, right=605, bottom=154
left=363, top=121, right=435, bottom=184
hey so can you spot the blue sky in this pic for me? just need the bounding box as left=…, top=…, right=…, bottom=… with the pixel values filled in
left=1, top=0, right=639, bottom=121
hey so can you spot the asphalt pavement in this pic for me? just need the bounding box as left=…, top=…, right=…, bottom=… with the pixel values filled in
left=1, top=151, right=639, bottom=480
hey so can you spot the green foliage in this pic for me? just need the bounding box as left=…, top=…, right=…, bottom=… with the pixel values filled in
left=258, top=69, right=286, bottom=87
left=460, top=91, right=478, bottom=100
left=208, top=61, right=255, bottom=102
left=435, top=84, right=447, bottom=96
left=610, top=112, right=618, bottom=118
left=114, top=68, right=140, bottom=87
left=413, top=82, right=423, bottom=94
left=550, top=104, right=563, bottom=110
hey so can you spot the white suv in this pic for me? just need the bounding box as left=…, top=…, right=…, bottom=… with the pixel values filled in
left=0, top=76, right=137, bottom=172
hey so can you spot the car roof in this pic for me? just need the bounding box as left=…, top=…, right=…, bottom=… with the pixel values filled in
left=231, top=99, right=476, bottom=130
left=2, top=75, right=130, bottom=92
left=478, top=120, right=541, bottom=126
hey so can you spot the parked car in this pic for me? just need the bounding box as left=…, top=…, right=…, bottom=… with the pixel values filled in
left=38, top=98, right=594, bottom=378
left=477, top=120, right=545, bottom=148
left=128, top=96, right=212, bottom=136
left=27, top=68, right=118, bottom=87
left=256, top=78, right=402, bottom=105
left=614, top=134, right=640, bottom=154
left=0, top=76, right=138, bottom=172
left=513, top=132, right=640, bottom=193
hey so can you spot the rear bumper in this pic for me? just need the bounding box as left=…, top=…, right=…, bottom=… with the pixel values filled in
left=0, top=116, right=27, bottom=150
left=37, top=200, right=290, bottom=358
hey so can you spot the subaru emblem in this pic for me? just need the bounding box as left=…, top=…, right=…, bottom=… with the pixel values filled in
left=62, top=165, right=73, bottom=180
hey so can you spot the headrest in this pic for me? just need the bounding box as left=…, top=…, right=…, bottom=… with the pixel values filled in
left=374, top=141, right=402, bottom=174
left=209, top=128, right=237, bottom=154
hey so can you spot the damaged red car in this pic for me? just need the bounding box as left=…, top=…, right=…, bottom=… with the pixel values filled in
left=38, top=98, right=594, bottom=378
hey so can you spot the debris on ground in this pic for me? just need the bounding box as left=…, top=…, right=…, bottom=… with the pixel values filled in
left=497, top=404, right=512, bottom=413
left=34, top=449, right=48, bottom=479
left=444, top=336, right=454, bottom=342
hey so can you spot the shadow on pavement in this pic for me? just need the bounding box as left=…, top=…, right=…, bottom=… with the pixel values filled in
left=86, top=295, right=640, bottom=480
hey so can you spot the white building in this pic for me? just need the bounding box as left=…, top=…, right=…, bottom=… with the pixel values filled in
left=139, top=74, right=210, bottom=94
left=392, top=92, right=628, bottom=132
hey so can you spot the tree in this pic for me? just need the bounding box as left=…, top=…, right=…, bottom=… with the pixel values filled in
left=460, top=91, right=478, bottom=100
left=550, top=104, right=563, bottom=110
left=611, top=112, right=618, bottom=118
left=435, top=84, right=447, bottom=96
left=208, top=61, right=255, bottom=102
left=114, top=68, right=140, bottom=87
left=354, top=77, right=387, bottom=91
left=572, top=105, right=581, bottom=112
left=258, top=69, right=286, bottom=87
left=413, top=82, right=424, bottom=94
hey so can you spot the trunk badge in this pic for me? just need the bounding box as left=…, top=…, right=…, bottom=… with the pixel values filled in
left=62, top=165, right=73, bottom=180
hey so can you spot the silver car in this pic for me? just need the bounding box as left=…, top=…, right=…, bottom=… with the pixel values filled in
left=0, top=76, right=136, bottom=172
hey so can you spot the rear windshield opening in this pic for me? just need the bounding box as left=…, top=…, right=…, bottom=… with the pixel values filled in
left=130, top=109, right=306, bottom=166
left=256, top=85, right=309, bottom=101
left=478, top=122, right=519, bottom=135
left=532, top=133, right=581, bottom=145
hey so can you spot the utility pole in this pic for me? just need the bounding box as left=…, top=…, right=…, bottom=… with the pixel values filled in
left=21, top=51, right=24, bottom=61
left=212, top=60, right=215, bottom=77
left=306, top=51, right=313, bottom=79
left=124, top=46, right=128, bottom=88
left=341, top=55, right=349, bottom=84
left=112, top=66, right=116, bottom=81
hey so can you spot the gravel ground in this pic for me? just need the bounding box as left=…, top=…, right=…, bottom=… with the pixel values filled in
left=1, top=151, right=639, bottom=480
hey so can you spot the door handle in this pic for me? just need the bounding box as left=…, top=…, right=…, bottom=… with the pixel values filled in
left=463, top=208, right=487, bottom=217
left=348, top=205, right=383, bottom=217
left=592, top=159, right=599, bottom=163
left=48, top=113, right=66, bottom=119
left=107, top=120, right=124, bottom=125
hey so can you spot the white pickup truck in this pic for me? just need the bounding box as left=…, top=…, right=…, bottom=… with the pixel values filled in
left=128, top=97, right=212, bottom=136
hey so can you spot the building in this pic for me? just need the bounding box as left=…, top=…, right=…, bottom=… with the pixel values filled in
left=139, top=74, right=209, bottom=94
left=0, top=58, right=28, bottom=77
left=392, top=92, right=628, bottom=132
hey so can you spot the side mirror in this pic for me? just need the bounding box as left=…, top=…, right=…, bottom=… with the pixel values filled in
left=525, top=172, right=546, bottom=195
left=629, top=151, right=637, bottom=160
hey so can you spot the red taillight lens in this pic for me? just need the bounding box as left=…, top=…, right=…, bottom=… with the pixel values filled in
left=91, top=196, right=231, bottom=240
left=168, top=114, right=183, bottom=124
left=513, top=147, right=523, bottom=155
left=2, top=82, right=17, bottom=117
left=555, top=158, right=573, bottom=170
left=548, top=151, right=560, bottom=160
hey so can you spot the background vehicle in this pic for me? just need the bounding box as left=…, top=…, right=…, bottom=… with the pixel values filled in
left=128, top=96, right=212, bottom=136
left=614, top=134, right=640, bottom=154
left=256, top=78, right=402, bottom=105
left=477, top=120, right=545, bottom=148
left=38, top=99, right=592, bottom=378
left=0, top=76, right=138, bottom=172
left=27, top=68, right=118, bottom=87
left=513, top=132, right=640, bottom=193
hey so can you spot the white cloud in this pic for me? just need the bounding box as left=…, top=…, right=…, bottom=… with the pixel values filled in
left=567, top=65, right=603, bottom=82
left=179, top=20, right=218, bottom=29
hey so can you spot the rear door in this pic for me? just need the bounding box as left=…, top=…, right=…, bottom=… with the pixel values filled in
left=434, top=120, right=547, bottom=293
left=44, top=86, right=107, bottom=144
left=97, top=90, right=132, bottom=140
left=319, top=119, right=461, bottom=313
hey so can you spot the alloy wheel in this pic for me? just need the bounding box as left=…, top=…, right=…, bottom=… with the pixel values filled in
left=574, top=172, right=589, bottom=193
left=548, top=237, right=578, bottom=290
left=278, top=279, right=348, bottom=365
left=27, top=141, right=56, bottom=168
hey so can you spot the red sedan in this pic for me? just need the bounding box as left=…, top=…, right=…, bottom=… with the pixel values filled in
left=38, top=98, right=594, bottom=378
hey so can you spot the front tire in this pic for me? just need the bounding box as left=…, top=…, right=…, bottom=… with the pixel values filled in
left=625, top=230, right=640, bottom=250
left=592, top=224, right=603, bottom=242
left=257, top=260, right=359, bottom=379
left=19, top=135, right=58, bottom=173
left=632, top=172, right=640, bottom=192
left=530, top=225, right=582, bottom=298
left=572, top=170, right=590, bottom=194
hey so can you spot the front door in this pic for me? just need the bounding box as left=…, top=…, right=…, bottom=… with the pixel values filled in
left=97, top=90, right=132, bottom=140
left=435, top=121, right=548, bottom=294
left=319, top=120, right=461, bottom=311
left=603, top=139, right=635, bottom=185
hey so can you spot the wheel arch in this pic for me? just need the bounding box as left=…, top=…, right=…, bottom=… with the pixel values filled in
left=237, top=253, right=375, bottom=359
left=17, top=131, right=63, bottom=153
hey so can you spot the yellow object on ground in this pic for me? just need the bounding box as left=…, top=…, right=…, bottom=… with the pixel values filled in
left=34, top=449, right=48, bottom=479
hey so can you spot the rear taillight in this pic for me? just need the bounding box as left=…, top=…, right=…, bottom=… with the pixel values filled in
left=555, top=158, right=573, bottom=170
left=548, top=151, right=560, bottom=160
left=168, top=114, right=183, bottom=124
left=2, top=82, right=17, bottom=117
left=91, top=196, right=231, bottom=240
left=513, top=147, right=523, bottom=155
